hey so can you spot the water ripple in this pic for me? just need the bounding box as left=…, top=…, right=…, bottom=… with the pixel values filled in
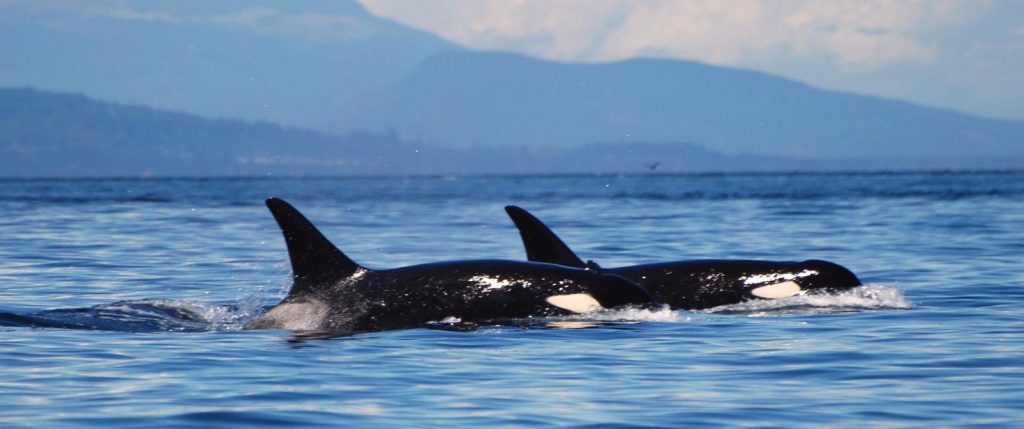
left=1, top=173, right=1022, bottom=428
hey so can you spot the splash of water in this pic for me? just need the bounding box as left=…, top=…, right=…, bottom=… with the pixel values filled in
left=531, top=284, right=910, bottom=328
left=706, top=284, right=912, bottom=315
left=5, top=284, right=909, bottom=334
left=540, top=305, right=686, bottom=329
left=6, top=298, right=264, bottom=333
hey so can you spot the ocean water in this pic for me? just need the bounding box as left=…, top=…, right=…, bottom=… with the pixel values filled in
left=0, top=172, right=1022, bottom=428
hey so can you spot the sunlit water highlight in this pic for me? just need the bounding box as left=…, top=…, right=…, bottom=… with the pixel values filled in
left=1, top=172, right=1022, bottom=427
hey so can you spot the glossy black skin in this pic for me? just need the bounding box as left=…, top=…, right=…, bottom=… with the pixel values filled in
left=257, top=259, right=653, bottom=333
left=603, top=259, right=861, bottom=309
left=248, top=198, right=655, bottom=334
left=505, top=206, right=862, bottom=310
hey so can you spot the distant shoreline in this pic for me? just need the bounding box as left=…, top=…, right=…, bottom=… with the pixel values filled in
left=2, top=169, right=1021, bottom=181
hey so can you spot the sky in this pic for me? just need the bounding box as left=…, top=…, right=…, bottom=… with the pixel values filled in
left=359, top=0, right=1024, bottom=120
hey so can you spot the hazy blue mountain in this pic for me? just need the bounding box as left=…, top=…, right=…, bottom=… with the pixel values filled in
left=0, top=87, right=358, bottom=177
left=0, top=87, right=688, bottom=177
left=341, top=51, right=1024, bottom=160
left=0, top=0, right=458, bottom=133
left=16, top=87, right=1005, bottom=178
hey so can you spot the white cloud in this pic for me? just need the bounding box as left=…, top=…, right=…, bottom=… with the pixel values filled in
left=360, top=0, right=964, bottom=66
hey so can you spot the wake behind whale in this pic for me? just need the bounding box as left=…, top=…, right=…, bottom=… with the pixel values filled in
left=0, top=299, right=254, bottom=332
left=0, top=284, right=910, bottom=335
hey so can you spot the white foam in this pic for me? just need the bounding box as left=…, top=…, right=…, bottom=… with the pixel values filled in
left=707, top=283, right=912, bottom=315
left=184, top=297, right=273, bottom=330
left=99, top=298, right=257, bottom=331
left=551, top=304, right=684, bottom=323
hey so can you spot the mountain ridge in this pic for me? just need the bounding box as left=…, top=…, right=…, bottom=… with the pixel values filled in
left=339, top=50, right=1024, bottom=159
left=0, top=0, right=459, bottom=132
left=3, top=87, right=1020, bottom=178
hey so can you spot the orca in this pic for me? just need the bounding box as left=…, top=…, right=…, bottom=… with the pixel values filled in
left=247, top=198, right=657, bottom=334
left=504, top=206, right=862, bottom=310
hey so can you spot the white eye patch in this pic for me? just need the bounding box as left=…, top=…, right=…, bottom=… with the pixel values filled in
left=750, top=281, right=802, bottom=299
left=546, top=294, right=603, bottom=313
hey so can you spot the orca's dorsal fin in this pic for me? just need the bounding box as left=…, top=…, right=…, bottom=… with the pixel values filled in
left=504, top=206, right=586, bottom=269
left=266, top=198, right=364, bottom=296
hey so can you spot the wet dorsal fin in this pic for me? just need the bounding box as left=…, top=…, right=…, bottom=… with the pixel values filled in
left=265, top=198, right=364, bottom=296
left=504, top=206, right=586, bottom=269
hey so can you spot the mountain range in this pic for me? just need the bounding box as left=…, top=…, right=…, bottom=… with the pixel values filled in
left=0, top=0, right=1021, bottom=176
left=340, top=51, right=1024, bottom=160
left=4, top=87, right=1017, bottom=177
left=0, top=0, right=456, bottom=131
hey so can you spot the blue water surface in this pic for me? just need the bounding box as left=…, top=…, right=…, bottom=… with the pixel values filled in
left=1, top=172, right=1022, bottom=427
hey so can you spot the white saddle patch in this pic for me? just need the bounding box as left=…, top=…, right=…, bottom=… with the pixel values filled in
left=546, top=293, right=603, bottom=314
left=750, top=281, right=803, bottom=299
left=249, top=300, right=329, bottom=331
